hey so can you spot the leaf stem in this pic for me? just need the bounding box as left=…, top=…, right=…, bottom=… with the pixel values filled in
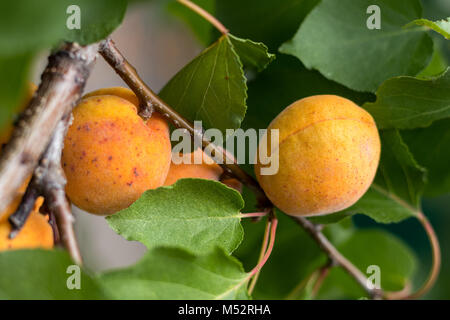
left=248, top=217, right=271, bottom=295
left=285, top=268, right=318, bottom=300
left=177, top=0, right=229, bottom=35
left=240, top=212, right=269, bottom=219
left=311, top=263, right=332, bottom=299
left=248, top=215, right=278, bottom=279
left=385, top=211, right=441, bottom=299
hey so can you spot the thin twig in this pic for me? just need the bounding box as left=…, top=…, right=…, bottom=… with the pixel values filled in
left=8, top=186, right=40, bottom=238
left=0, top=43, right=98, bottom=217
left=292, top=216, right=383, bottom=299
left=177, top=0, right=229, bottom=35
left=38, top=116, right=82, bottom=265
left=10, top=116, right=82, bottom=264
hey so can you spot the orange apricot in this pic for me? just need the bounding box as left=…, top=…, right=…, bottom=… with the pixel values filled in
left=221, top=178, right=243, bottom=193
left=62, top=89, right=171, bottom=215
left=164, top=149, right=223, bottom=186
left=0, top=197, right=53, bottom=251
left=255, top=95, right=381, bottom=217
left=164, top=149, right=244, bottom=193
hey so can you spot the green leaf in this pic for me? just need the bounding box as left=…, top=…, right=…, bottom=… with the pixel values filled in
left=280, top=0, right=434, bottom=92
left=340, top=230, right=416, bottom=291
left=375, top=130, right=427, bottom=208
left=0, top=54, right=33, bottom=131
left=64, top=0, right=127, bottom=45
left=318, top=230, right=417, bottom=298
left=0, top=1, right=67, bottom=56
left=0, top=0, right=126, bottom=56
left=167, top=0, right=215, bottom=45
left=159, top=35, right=247, bottom=132
left=243, top=55, right=374, bottom=132
left=215, top=0, right=320, bottom=51
left=346, top=130, right=425, bottom=223
left=228, top=34, right=275, bottom=72
left=107, top=179, right=244, bottom=255
left=98, top=247, right=249, bottom=300
left=364, top=68, right=450, bottom=129
left=0, top=249, right=106, bottom=299
left=402, top=118, right=450, bottom=196
left=417, top=42, right=449, bottom=78
left=410, top=17, right=450, bottom=39
left=315, top=130, right=425, bottom=224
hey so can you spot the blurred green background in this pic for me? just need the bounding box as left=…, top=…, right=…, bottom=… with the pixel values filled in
left=353, top=0, right=449, bottom=299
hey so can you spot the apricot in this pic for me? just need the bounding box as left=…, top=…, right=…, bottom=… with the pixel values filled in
left=83, top=87, right=139, bottom=107
left=164, top=149, right=243, bottom=192
left=255, top=95, right=380, bottom=216
left=221, top=178, right=243, bottom=193
left=164, top=149, right=223, bottom=186
left=0, top=197, right=54, bottom=251
left=62, top=88, right=171, bottom=215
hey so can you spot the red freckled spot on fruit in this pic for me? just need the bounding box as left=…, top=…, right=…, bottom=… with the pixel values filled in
left=108, top=156, right=113, bottom=161
left=91, top=157, right=97, bottom=163
left=70, top=165, right=75, bottom=172
left=126, top=181, right=133, bottom=187
left=133, top=167, right=139, bottom=177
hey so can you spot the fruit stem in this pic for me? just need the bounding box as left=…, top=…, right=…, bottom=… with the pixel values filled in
left=385, top=211, right=441, bottom=300
left=177, top=0, right=229, bottom=35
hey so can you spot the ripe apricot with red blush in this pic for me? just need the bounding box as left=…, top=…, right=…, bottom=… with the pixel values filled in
left=62, top=90, right=171, bottom=215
